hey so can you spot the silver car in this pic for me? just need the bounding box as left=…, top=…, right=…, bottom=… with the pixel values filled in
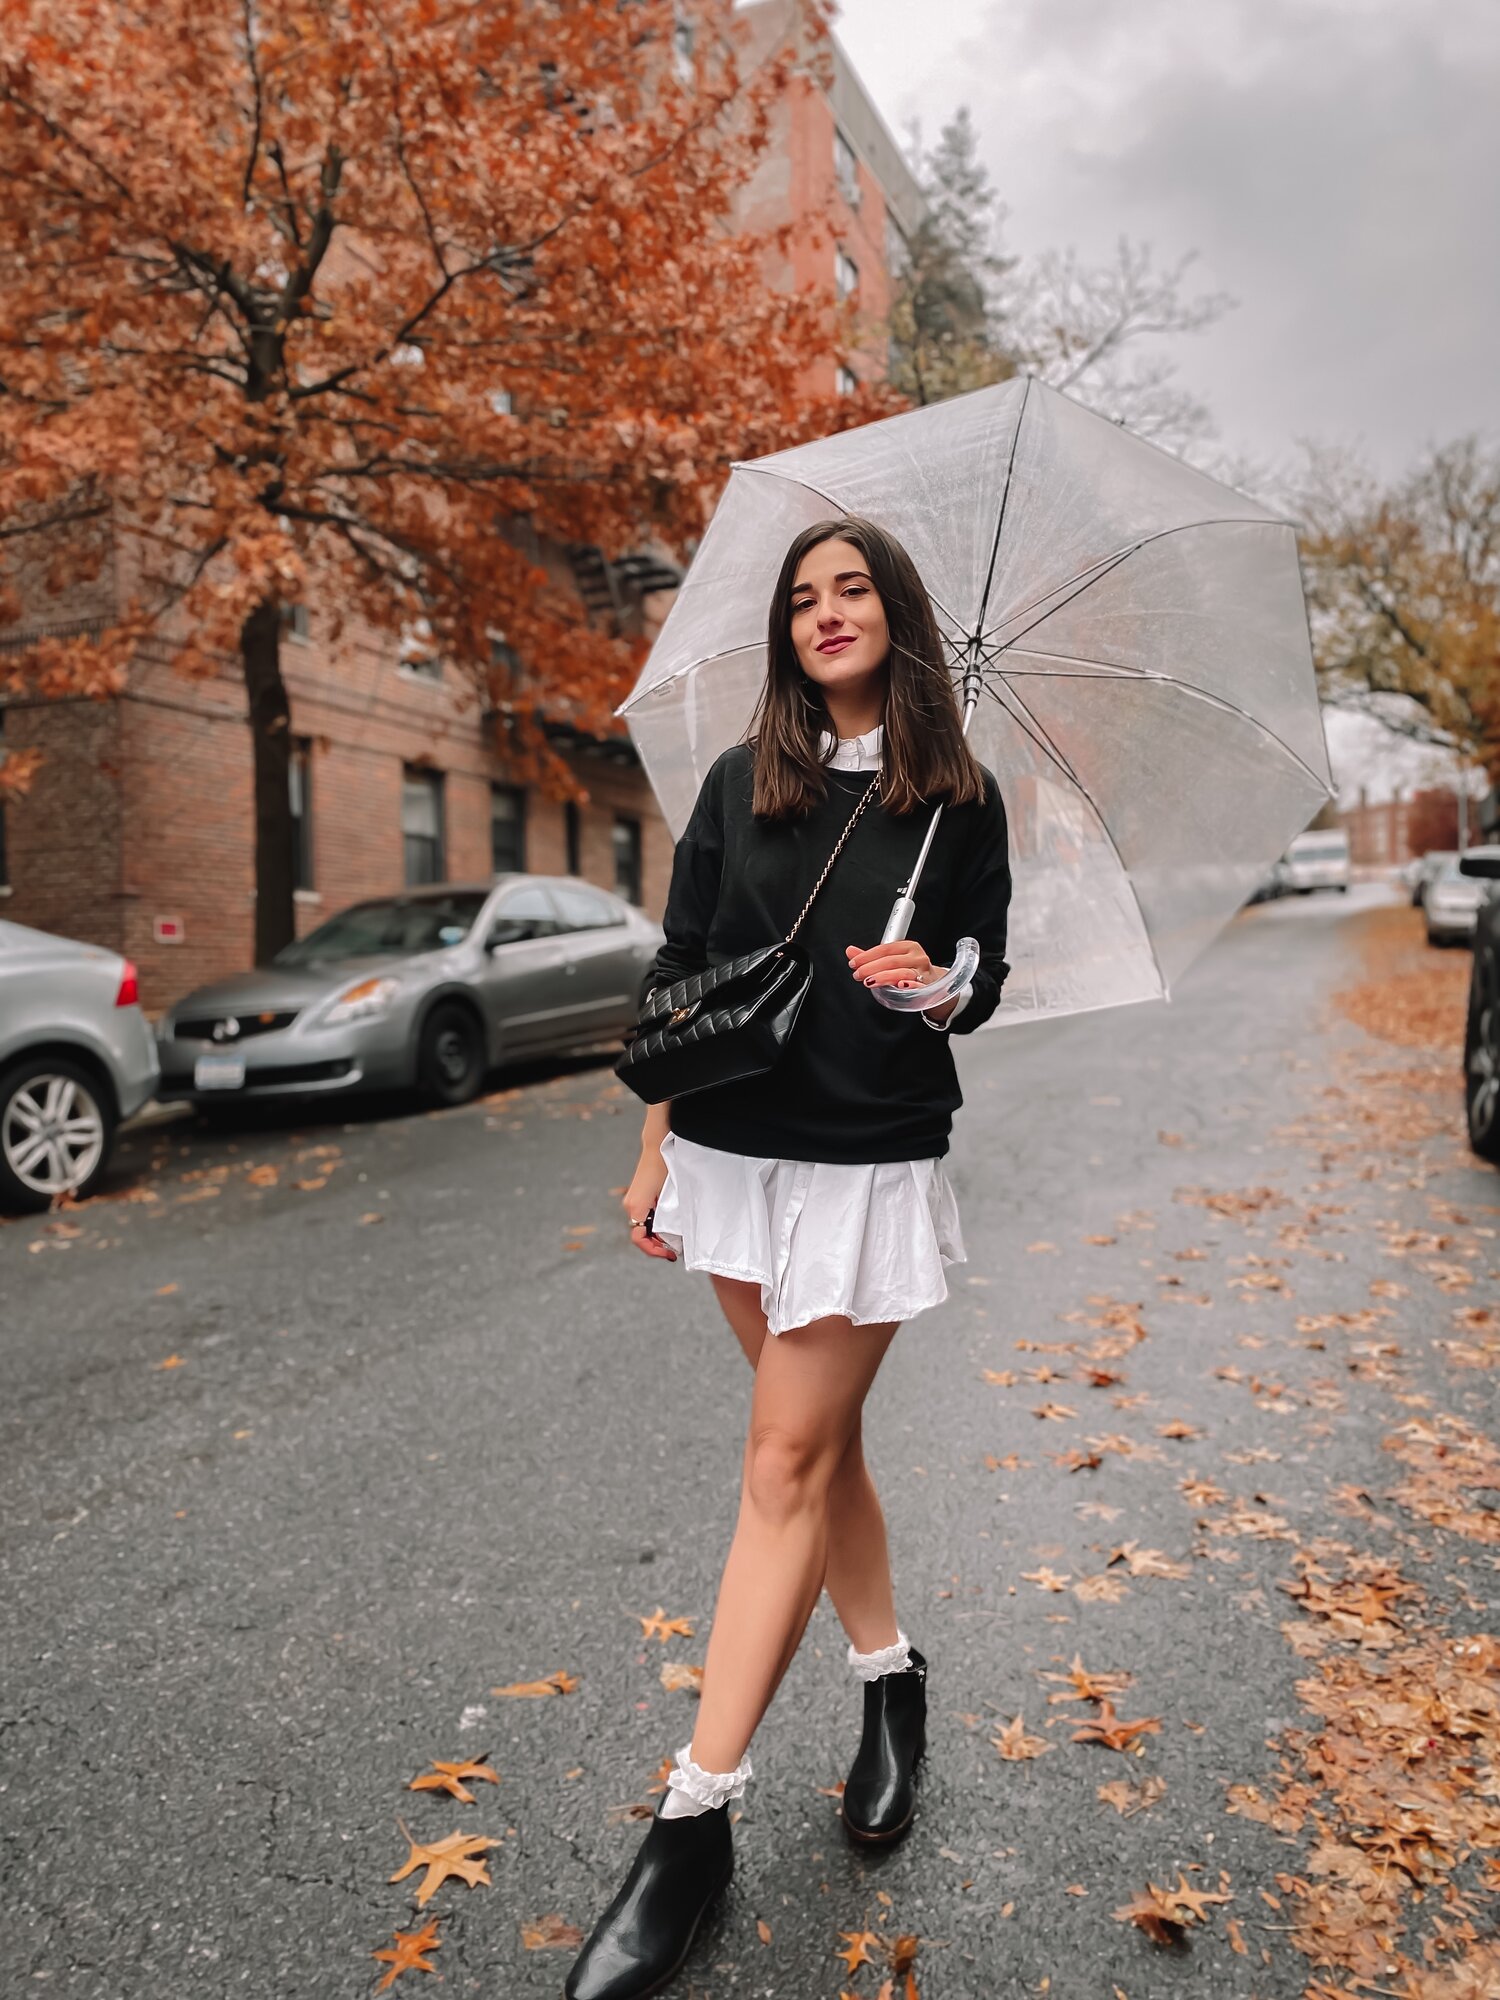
left=0, top=920, right=161, bottom=1211
left=156, top=876, right=664, bottom=1110
left=1426, top=849, right=1500, bottom=946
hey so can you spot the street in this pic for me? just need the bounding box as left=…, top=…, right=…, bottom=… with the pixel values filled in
left=4, top=886, right=1496, bottom=1999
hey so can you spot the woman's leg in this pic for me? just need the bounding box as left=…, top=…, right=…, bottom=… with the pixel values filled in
left=685, top=1307, right=902, bottom=1774
left=710, top=1276, right=901, bottom=1654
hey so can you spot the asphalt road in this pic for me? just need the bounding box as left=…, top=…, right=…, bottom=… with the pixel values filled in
left=3, top=885, right=1495, bottom=1999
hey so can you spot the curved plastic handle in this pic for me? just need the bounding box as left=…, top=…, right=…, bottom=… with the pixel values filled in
left=866, top=935, right=981, bottom=1012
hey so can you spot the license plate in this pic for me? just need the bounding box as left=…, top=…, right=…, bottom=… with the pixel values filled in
left=194, top=1053, right=246, bottom=1091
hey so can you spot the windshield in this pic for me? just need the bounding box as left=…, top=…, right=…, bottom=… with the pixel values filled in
left=1290, top=841, right=1347, bottom=861
left=275, top=892, right=488, bottom=964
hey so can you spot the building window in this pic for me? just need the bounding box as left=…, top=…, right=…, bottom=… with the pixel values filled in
left=834, top=127, right=860, bottom=206
left=289, top=738, right=314, bottom=893
left=564, top=798, right=582, bottom=876
left=399, top=616, right=443, bottom=681
left=402, top=768, right=445, bottom=885
left=612, top=814, right=642, bottom=905
left=836, top=364, right=858, bottom=397
left=491, top=784, right=527, bottom=873
left=281, top=601, right=311, bottom=642
left=835, top=246, right=859, bottom=300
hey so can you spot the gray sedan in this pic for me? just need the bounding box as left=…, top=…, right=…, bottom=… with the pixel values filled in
left=0, top=920, right=160, bottom=1210
left=156, top=876, right=664, bottom=1111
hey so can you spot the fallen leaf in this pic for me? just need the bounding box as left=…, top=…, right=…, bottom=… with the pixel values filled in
left=756, top=1917, right=772, bottom=1944
left=520, top=1914, right=583, bottom=1950
left=1097, top=1775, right=1167, bottom=1817
left=246, top=1165, right=278, bottom=1187
left=1022, top=1567, right=1072, bottom=1592
left=659, top=1661, right=703, bottom=1694
left=992, top=1713, right=1052, bottom=1761
left=155, top=1281, right=178, bottom=1295
left=1032, top=1402, right=1079, bottom=1421
left=637, top=1606, right=695, bottom=1644
left=491, top=1670, right=580, bottom=1698
left=408, top=1757, right=500, bottom=1804
left=1071, top=1700, right=1162, bottom=1751
left=1073, top=1574, right=1131, bottom=1603
left=836, top=1929, right=882, bottom=1974
left=1041, top=1655, right=1133, bottom=1703
left=372, top=1918, right=442, bottom=1989
left=155, top=1354, right=185, bottom=1370
left=388, top=1825, right=499, bottom=1907
left=1107, top=1542, right=1192, bottom=1581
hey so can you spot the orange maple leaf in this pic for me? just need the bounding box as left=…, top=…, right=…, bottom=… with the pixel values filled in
left=835, top=1929, right=882, bottom=1973
left=637, top=1605, right=695, bottom=1644
left=520, top=1914, right=584, bottom=1950
left=388, top=1824, right=499, bottom=1907
left=407, top=1757, right=499, bottom=1804
left=371, top=1918, right=442, bottom=1990
left=491, top=1670, right=580, bottom=1697
left=992, top=1714, right=1052, bottom=1761
left=1071, top=1700, right=1162, bottom=1751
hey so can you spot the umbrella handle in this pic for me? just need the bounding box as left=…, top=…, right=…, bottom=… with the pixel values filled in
left=866, top=934, right=981, bottom=1012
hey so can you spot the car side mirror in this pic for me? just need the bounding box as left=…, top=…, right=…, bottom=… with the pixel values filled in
left=1458, top=855, right=1500, bottom=880
left=487, top=918, right=538, bottom=949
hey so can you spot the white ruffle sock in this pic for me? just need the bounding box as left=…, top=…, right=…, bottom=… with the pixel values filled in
left=848, top=1627, right=911, bottom=1680
left=658, top=1742, right=754, bottom=1819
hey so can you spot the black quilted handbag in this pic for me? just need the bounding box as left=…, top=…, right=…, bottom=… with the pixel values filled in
left=615, top=771, right=882, bottom=1104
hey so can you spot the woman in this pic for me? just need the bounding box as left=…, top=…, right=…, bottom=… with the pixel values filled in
left=565, top=516, right=1012, bottom=2000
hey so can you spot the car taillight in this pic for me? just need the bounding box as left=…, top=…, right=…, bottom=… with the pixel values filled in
left=115, top=961, right=140, bottom=1007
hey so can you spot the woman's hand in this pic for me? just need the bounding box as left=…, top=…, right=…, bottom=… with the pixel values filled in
left=623, top=1152, right=677, bottom=1261
left=846, top=941, right=949, bottom=991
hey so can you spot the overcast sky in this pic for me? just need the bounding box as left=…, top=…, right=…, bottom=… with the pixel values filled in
left=833, top=0, right=1500, bottom=802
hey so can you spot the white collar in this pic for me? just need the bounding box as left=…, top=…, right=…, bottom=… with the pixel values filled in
left=817, top=721, right=884, bottom=771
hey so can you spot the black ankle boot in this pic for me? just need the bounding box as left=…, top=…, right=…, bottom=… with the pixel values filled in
left=564, top=1801, right=733, bottom=2000
left=841, top=1645, right=927, bottom=1845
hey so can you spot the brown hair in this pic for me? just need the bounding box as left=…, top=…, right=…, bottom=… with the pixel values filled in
left=746, top=515, right=985, bottom=819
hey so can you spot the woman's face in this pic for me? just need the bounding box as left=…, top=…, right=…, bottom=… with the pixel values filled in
left=789, top=537, right=889, bottom=698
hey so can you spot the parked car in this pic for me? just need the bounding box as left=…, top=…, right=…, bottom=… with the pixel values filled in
left=1280, top=828, right=1351, bottom=894
left=156, top=877, right=665, bottom=1113
left=0, top=920, right=160, bottom=1211
left=1458, top=848, right=1500, bottom=1163
left=1411, top=848, right=1458, bottom=909
left=1425, top=851, right=1496, bottom=946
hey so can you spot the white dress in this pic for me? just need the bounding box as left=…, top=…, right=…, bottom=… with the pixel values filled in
left=648, top=724, right=969, bottom=1337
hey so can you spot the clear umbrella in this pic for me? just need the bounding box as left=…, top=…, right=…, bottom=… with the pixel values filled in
left=616, top=377, right=1334, bottom=1025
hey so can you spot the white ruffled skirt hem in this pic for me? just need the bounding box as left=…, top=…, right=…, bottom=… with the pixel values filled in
left=651, top=1130, right=966, bottom=1337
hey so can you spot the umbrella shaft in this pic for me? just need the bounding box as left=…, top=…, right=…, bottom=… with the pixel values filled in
left=881, top=694, right=979, bottom=942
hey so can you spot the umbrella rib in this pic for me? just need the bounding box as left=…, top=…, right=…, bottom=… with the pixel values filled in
left=982, top=516, right=1292, bottom=653
left=973, top=373, right=1033, bottom=637
left=733, top=464, right=967, bottom=634
left=1000, top=653, right=1334, bottom=795
left=981, top=680, right=1168, bottom=999
left=614, top=641, right=765, bottom=715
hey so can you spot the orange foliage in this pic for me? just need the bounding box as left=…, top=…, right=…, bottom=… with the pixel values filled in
left=0, top=0, right=895, bottom=760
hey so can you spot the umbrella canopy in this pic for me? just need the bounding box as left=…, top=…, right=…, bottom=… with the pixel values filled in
left=616, top=377, right=1334, bottom=1025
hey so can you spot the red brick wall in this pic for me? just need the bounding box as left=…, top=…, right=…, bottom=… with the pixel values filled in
left=5, top=606, right=670, bottom=1011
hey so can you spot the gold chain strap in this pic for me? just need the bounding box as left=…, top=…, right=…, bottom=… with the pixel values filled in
left=783, top=772, right=882, bottom=944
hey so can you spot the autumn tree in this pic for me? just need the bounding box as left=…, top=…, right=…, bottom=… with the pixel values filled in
left=1297, top=438, right=1500, bottom=787
left=0, top=0, right=869, bottom=960
left=888, top=107, right=1012, bottom=406
left=890, top=108, right=1231, bottom=455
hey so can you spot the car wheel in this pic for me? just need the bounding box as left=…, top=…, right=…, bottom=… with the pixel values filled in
left=417, top=1003, right=485, bottom=1107
left=0, top=1056, right=116, bottom=1213
left=1465, top=954, right=1500, bottom=1165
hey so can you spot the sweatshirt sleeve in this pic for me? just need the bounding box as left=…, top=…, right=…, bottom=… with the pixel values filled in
left=940, top=768, right=1012, bottom=1035
left=647, top=753, right=727, bottom=993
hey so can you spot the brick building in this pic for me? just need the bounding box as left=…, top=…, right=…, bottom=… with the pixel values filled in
left=1337, top=785, right=1465, bottom=866
left=0, top=18, right=924, bottom=1011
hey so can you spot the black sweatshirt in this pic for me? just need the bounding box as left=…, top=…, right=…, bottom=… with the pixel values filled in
left=649, top=743, right=1013, bottom=1164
